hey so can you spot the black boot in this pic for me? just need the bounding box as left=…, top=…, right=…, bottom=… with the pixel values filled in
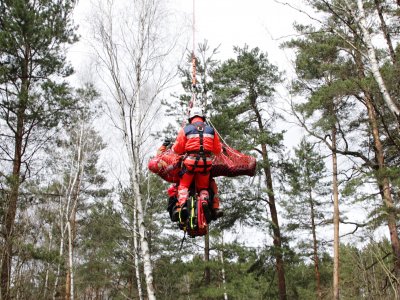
left=172, top=205, right=188, bottom=222
left=202, top=202, right=212, bottom=223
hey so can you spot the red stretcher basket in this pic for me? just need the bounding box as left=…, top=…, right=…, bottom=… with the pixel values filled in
left=211, top=146, right=256, bottom=178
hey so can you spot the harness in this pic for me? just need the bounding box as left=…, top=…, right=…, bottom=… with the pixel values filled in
left=184, top=122, right=211, bottom=174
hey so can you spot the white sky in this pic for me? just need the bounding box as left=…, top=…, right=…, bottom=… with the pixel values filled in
left=171, top=0, right=309, bottom=74
left=69, top=0, right=313, bottom=85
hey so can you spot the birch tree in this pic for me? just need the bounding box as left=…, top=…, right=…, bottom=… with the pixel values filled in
left=90, top=0, right=179, bottom=298
left=350, top=0, right=400, bottom=121
left=51, top=85, right=106, bottom=299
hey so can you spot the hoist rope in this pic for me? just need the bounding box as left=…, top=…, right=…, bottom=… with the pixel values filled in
left=178, top=231, right=187, bottom=253
left=191, top=0, right=196, bottom=88
left=208, top=119, right=240, bottom=157
left=183, top=0, right=196, bottom=127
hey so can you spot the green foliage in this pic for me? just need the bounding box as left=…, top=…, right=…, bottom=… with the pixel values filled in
left=0, top=0, right=78, bottom=122
left=210, top=45, right=283, bottom=151
left=76, top=201, right=129, bottom=296
left=281, top=137, right=330, bottom=274
left=339, top=240, right=395, bottom=299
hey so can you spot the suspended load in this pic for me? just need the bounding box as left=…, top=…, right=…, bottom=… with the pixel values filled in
left=148, top=144, right=256, bottom=182
left=211, top=146, right=256, bottom=178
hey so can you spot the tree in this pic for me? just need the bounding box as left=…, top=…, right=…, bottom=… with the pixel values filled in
left=350, top=0, right=400, bottom=121
left=0, top=1, right=78, bottom=298
left=283, top=0, right=400, bottom=295
left=51, top=85, right=106, bottom=299
left=76, top=200, right=128, bottom=299
left=90, top=0, right=178, bottom=298
left=283, top=138, right=330, bottom=300
left=211, top=45, right=287, bottom=300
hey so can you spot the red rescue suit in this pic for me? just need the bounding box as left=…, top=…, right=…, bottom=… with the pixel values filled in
left=172, top=117, right=222, bottom=206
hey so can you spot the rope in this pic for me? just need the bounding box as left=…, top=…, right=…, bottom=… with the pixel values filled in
left=179, top=230, right=187, bottom=252
left=192, top=0, right=196, bottom=88
left=208, top=119, right=241, bottom=157
left=181, top=0, right=196, bottom=128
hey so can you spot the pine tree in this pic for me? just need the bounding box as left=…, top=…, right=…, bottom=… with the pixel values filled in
left=210, top=45, right=288, bottom=300
left=0, top=1, right=78, bottom=298
left=283, top=0, right=400, bottom=293
left=283, top=138, right=330, bottom=300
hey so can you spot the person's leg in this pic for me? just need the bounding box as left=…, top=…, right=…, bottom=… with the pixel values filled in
left=177, top=172, right=193, bottom=206
left=210, top=179, right=223, bottom=219
left=195, top=172, right=212, bottom=222
left=172, top=170, right=193, bottom=222
left=167, top=184, right=178, bottom=221
left=209, top=179, right=219, bottom=209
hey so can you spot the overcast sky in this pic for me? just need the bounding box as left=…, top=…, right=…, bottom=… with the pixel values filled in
left=69, top=0, right=314, bottom=83
left=171, top=0, right=311, bottom=74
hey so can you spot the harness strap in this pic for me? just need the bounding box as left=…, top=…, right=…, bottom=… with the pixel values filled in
left=197, top=124, right=209, bottom=173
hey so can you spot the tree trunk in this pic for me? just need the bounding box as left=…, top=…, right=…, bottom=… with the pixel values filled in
left=373, top=0, right=396, bottom=63
left=205, top=232, right=211, bottom=285
left=263, top=155, right=287, bottom=300
left=133, top=204, right=144, bottom=300
left=1, top=83, right=27, bottom=300
left=332, top=124, right=340, bottom=300
left=354, top=41, right=400, bottom=294
left=309, top=189, right=322, bottom=300
left=1, top=186, right=18, bottom=300
left=251, top=95, right=286, bottom=300
left=65, top=268, right=71, bottom=300
left=43, top=231, right=52, bottom=299
left=64, top=125, right=85, bottom=300
left=132, top=177, right=156, bottom=300
left=92, top=1, right=174, bottom=298
left=65, top=221, right=75, bottom=300
left=364, top=93, right=400, bottom=295
left=220, top=233, right=228, bottom=300
left=131, top=87, right=156, bottom=300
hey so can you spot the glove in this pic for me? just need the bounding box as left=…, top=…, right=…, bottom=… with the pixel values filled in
left=163, top=138, right=171, bottom=147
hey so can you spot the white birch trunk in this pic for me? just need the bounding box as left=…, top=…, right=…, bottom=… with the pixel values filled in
left=53, top=196, right=65, bottom=300
left=133, top=204, right=144, bottom=300
left=356, top=0, right=400, bottom=118
left=67, top=221, right=74, bottom=300
left=66, top=124, right=85, bottom=300
left=132, top=10, right=156, bottom=292
left=44, top=227, right=53, bottom=299
left=57, top=123, right=86, bottom=300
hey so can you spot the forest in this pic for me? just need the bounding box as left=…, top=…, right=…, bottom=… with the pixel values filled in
left=1, top=0, right=400, bottom=299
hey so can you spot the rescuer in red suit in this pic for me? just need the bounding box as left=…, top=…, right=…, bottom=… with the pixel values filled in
left=171, top=106, right=222, bottom=221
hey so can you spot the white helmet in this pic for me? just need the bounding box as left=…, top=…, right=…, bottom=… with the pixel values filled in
left=188, top=106, right=204, bottom=121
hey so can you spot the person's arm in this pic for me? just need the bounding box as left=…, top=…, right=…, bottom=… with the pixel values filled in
left=212, top=132, right=222, bottom=155
left=172, top=128, right=186, bottom=155
left=157, top=138, right=172, bottom=155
